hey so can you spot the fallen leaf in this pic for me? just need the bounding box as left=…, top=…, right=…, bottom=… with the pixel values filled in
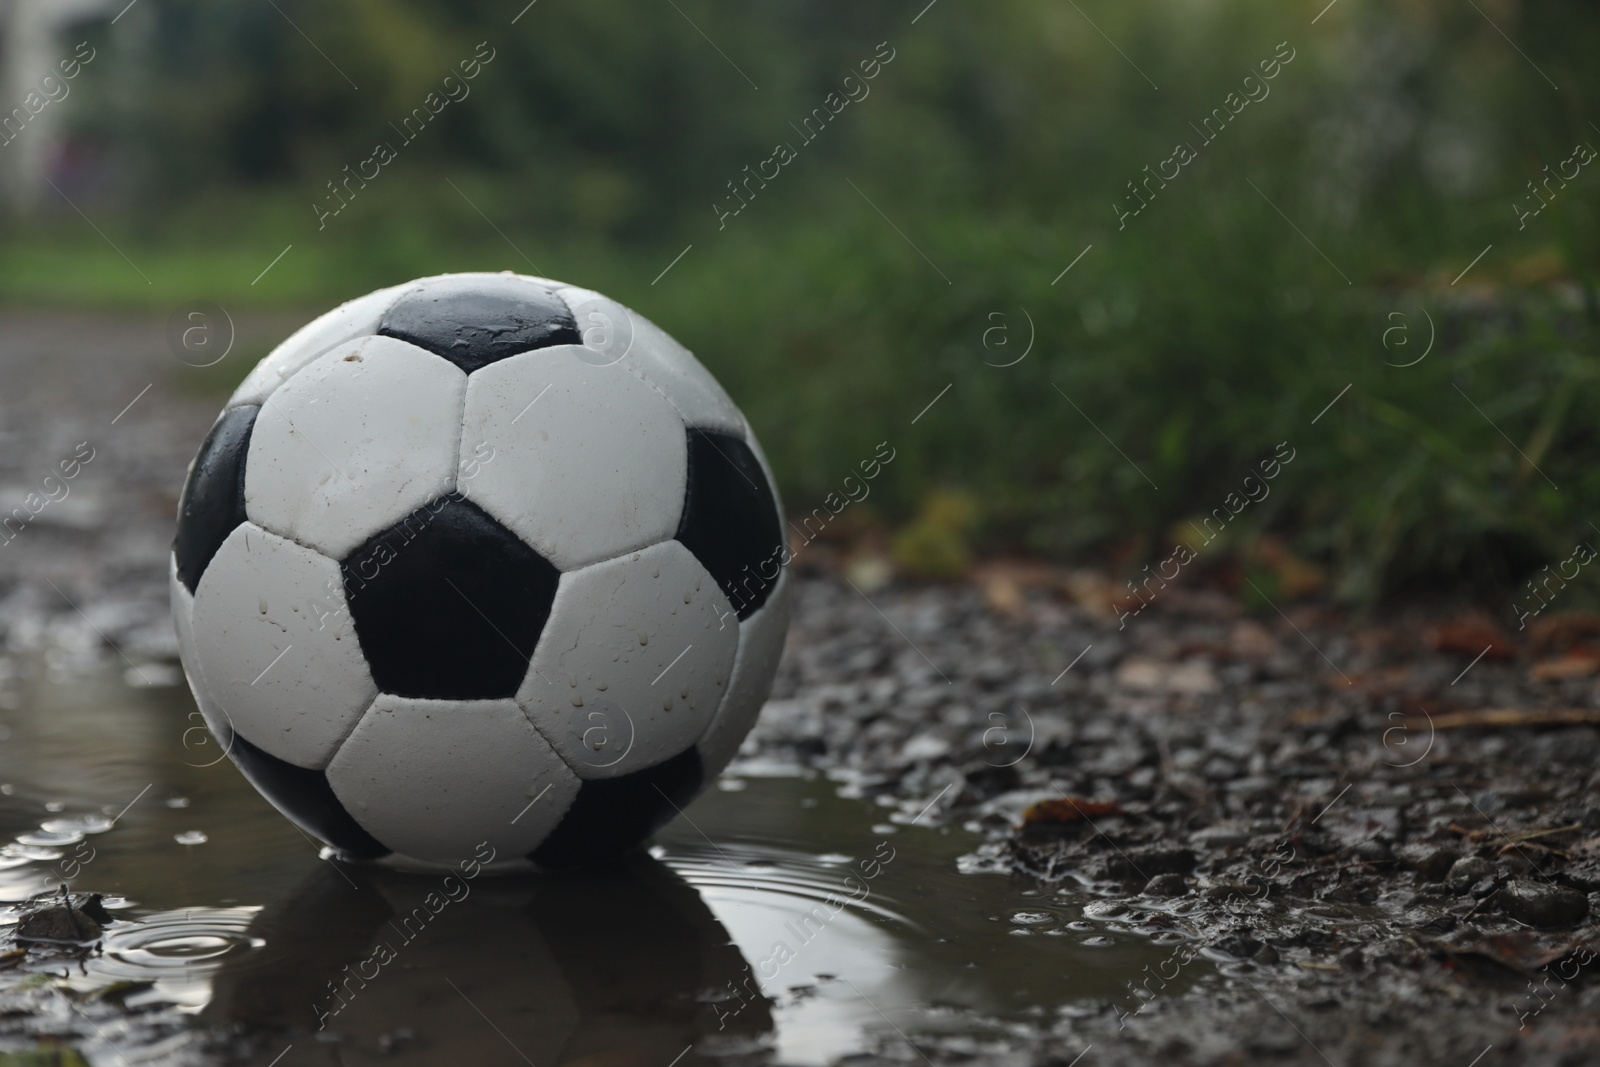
left=16, top=888, right=104, bottom=945
left=84, top=979, right=156, bottom=1003
left=981, top=573, right=1023, bottom=615
left=1427, top=615, right=1517, bottom=660
left=1530, top=651, right=1600, bottom=683
left=1414, top=708, right=1600, bottom=730
left=1229, top=620, right=1278, bottom=660
left=1060, top=570, right=1124, bottom=619
left=971, top=559, right=1067, bottom=590
left=1448, top=822, right=1583, bottom=847
left=0, top=1046, right=92, bottom=1067
left=1115, top=657, right=1219, bottom=694
left=970, top=560, right=1063, bottom=618
left=1289, top=706, right=1329, bottom=726
left=1344, top=667, right=1442, bottom=710
left=1021, top=797, right=1124, bottom=828
left=1351, top=626, right=1406, bottom=654
left=1527, top=612, right=1600, bottom=654
left=1430, top=932, right=1588, bottom=977
left=1254, top=534, right=1331, bottom=601
left=1252, top=536, right=1326, bottom=598
left=843, top=553, right=893, bottom=593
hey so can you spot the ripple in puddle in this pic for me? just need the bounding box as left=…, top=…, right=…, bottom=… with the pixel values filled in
left=79, top=907, right=264, bottom=1011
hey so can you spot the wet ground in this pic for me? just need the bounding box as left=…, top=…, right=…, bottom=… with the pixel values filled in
left=0, top=660, right=1214, bottom=1066
left=0, top=313, right=1596, bottom=1065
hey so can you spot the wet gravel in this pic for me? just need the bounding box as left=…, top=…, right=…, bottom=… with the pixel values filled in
left=747, top=570, right=1600, bottom=1066
left=0, top=312, right=1597, bottom=1065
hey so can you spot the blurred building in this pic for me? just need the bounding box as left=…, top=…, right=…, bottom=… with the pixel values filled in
left=0, top=0, right=110, bottom=210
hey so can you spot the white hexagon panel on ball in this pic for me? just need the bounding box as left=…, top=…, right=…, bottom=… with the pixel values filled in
left=521, top=540, right=738, bottom=779
left=326, top=695, right=581, bottom=868
left=190, top=523, right=376, bottom=770
left=458, top=345, right=688, bottom=572
left=244, top=335, right=467, bottom=559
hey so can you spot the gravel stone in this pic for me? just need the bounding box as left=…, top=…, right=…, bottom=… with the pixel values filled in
left=1495, top=879, right=1590, bottom=928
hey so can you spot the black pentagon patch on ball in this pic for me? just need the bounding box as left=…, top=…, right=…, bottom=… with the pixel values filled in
left=529, top=747, right=704, bottom=869
left=174, top=404, right=259, bottom=594
left=228, top=732, right=390, bottom=861
left=341, top=495, right=559, bottom=700
left=676, top=429, right=784, bottom=620
left=377, top=275, right=581, bottom=373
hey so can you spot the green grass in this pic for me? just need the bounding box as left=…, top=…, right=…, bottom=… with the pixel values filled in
left=26, top=198, right=1593, bottom=612
left=9, top=0, right=1599, bottom=609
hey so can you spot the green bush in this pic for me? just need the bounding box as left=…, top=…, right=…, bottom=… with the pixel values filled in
left=5, top=0, right=1597, bottom=605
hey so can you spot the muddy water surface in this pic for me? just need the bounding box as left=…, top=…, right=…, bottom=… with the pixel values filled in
left=0, top=658, right=1211, bottom=1065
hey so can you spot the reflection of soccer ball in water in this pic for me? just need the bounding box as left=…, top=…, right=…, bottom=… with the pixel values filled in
left=170, top=273, right=791, bottom=870
left=203, top=855, right=773, bottom=1054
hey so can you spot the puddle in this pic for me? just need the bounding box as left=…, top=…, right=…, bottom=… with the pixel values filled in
left=0, top=657, right=1213, bottom=1064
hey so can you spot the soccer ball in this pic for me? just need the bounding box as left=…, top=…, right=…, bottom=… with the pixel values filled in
left=170, top=273, right=791, bottom=871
